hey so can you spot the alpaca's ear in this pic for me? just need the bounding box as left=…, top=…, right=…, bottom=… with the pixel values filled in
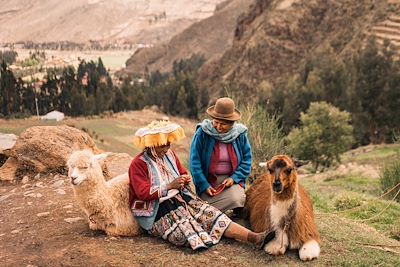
left=91, top=153, right=109, bottom=164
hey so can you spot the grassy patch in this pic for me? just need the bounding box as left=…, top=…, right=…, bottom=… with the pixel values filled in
left=342, top=199, right=400, bottom=239
left=324, top=175, right=381, bottom=196
left=342, top=144, right=400, bottom=166
left=302, top=173, right=400, bottom=240
left=315, top=215, right=400, bottom=266
left=0, top=113, right=193, bottom=164
left=0, top=119, right=59, bottom=134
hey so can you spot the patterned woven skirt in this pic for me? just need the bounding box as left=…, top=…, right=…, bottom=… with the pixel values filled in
left=149, top=190, right=232, bottom=250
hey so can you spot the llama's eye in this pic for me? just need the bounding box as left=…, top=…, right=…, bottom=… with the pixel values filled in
left=285, top=168, right=292, bottom=175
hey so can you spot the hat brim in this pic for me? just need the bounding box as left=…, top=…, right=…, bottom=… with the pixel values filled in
left=206, top=105, right=241, bottom=121
left=133, top=122, right=185, bottom=149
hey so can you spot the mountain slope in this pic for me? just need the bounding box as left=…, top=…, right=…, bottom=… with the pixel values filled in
left=0, top=0, right=225, bottom=44
left=197, top=0, right=400, bottom=97
left=122, top=0, right=252, bottom=75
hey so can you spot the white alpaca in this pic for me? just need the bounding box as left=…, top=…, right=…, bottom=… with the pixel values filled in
left=67, top=150, right=140, bottom=236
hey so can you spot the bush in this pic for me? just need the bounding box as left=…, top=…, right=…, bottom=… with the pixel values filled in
left=287, top=101, right=354, bottom=171
left=334, top=192, right=363, bottom=211
left=380, top=133, right=400, bottom=202
left=391, top=218, right=400, bottom=240
left=239, top=103, right=286, bottom=163
left=380, top=159, right=400, bottom=202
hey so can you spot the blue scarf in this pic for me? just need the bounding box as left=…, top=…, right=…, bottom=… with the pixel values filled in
left=199, top=119, right=247, bottom=143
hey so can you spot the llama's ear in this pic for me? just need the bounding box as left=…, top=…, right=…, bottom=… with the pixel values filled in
left=293, top=159, right=309, bottom=168
left=259, top=162, right=267, bottom=167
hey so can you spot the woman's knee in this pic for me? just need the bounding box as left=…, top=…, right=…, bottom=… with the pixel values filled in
left=230, top=186, right=246, bottom=207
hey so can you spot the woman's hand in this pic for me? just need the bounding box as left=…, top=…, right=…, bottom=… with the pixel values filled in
left=181, top=174, right=192, bottom=184
left=167, top=177, right=186, bottom=190
left=205, top=187, right=217, bottom=197
left=222, top=177, right=234, bottom=188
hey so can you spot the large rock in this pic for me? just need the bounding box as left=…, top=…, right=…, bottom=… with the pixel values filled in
left=0, top=157, right=19, bottom=181
left=0, top=133, right=18, bottom=169
left=0, top=125, right=100, bottom=181
left=102, top=152, right=132, bottom=180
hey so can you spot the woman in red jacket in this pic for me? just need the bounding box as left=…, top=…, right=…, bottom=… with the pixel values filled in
left=128, top=120, right=274, bottom=251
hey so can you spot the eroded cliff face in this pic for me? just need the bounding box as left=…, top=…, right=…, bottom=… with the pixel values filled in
left=197, top=0, right=400, bottom=99
left=0, top=0, right=225, bottom=44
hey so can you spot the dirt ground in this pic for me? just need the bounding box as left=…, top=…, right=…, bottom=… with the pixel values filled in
left=0, top=174, right=298, bottom=267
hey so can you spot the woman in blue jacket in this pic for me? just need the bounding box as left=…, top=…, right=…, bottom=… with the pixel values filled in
left=189, top=97, right=252, bottom=215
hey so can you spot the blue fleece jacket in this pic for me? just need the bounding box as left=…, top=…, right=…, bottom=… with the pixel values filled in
left=189, top=126, right=252, bottom=195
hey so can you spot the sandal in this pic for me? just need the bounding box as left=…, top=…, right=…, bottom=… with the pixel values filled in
left=258, top=231, right=276, bottom=250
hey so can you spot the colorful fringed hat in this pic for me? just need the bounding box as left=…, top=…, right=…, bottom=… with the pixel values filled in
left=133, top=120, right=185, bottom=149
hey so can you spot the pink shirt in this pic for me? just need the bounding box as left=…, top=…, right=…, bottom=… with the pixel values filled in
left=215, top=142, right=233, bottom=175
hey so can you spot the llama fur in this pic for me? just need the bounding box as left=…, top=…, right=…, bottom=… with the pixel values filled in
left=244, top=155, right=320, bottom=261
left=67, top=150, right=140, bottom=236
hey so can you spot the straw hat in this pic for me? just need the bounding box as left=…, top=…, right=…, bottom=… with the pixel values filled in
left=133, top=120, right=185, bottom=149
left=206, top=97, right=241, bottom=121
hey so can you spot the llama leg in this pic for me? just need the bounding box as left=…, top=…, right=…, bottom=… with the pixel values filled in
left=299, top=240, right=320, bottom=261
left=264, top=229, right=288, bottom=255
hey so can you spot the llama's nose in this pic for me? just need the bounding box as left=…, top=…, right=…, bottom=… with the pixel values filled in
left=273, top=179, right=282, bottom=192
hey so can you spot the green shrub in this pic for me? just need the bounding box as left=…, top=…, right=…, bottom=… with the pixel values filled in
left=391, top=218, right=400, bottom=240
left=21, top=58, right=40, bottom=67
left=380, top=159, right=400, bottom=202
left=287, top=101, right=354, bottom=171
left=334, top=192, right=363, bottom=211
left=239, top=103, right=286, bottom=163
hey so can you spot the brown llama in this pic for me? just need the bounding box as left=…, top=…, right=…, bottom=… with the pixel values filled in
left=244, top=155, right=320, bottom=261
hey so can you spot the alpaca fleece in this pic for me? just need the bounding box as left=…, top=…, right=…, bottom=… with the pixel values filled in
left=68, top=150, right=140, bottom=237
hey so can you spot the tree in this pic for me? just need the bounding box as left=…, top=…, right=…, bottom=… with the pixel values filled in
left=0, top=62, right=18, bottom=116
left=70, top=87, right=87, bottom=116
left=287, top=102, right=354, bottom=171
left=97, top=57, right=107, bottom=76
left=0, top=50, right=18, bottom=65
left=351, top=37, right=394, bottom=144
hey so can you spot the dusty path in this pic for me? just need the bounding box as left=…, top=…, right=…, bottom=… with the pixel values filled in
left=0, top=174, right=285, bottom=267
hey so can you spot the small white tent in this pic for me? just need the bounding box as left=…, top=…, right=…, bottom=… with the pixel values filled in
left=41, top=110, right=65, bottom=121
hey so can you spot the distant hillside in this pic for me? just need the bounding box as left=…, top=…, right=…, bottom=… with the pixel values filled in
left=0, top=0, right=225, bottom=45
left=121, top=0, right=252, bottom=75
left=197, top=0, right=400, bottom=97
left=120, top=0, right=400, bottom=99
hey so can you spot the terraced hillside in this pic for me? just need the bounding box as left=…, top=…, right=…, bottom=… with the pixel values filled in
left=194, top=0, right=400, bottom=98
left=372, top=13, right=400, bottom=51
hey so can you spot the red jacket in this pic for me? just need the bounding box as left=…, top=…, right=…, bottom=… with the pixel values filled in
left=128, top=150, right=188, bottom=207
